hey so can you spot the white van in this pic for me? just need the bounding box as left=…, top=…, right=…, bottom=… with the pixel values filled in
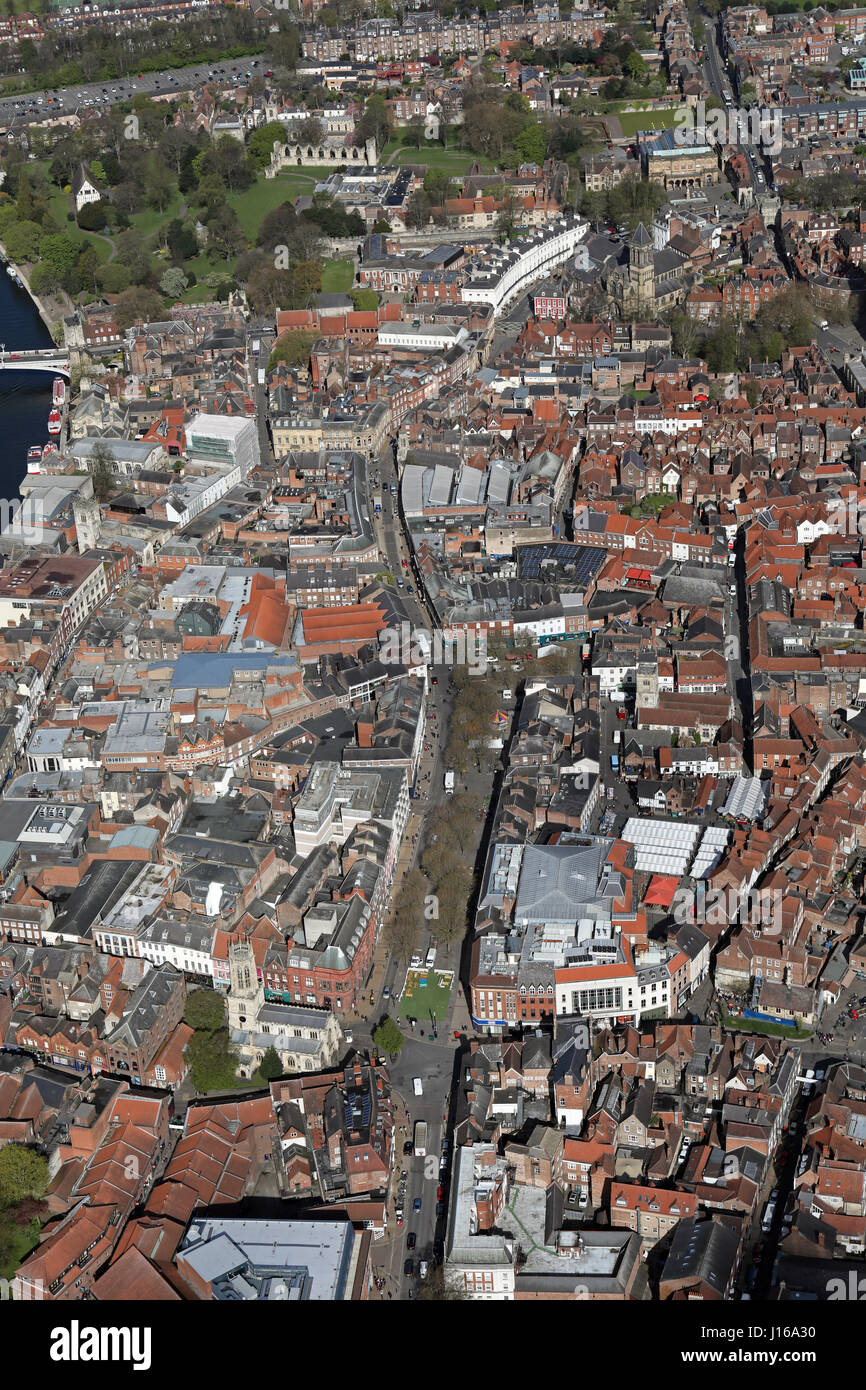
left=413, top=1077, right=423, bottom=1097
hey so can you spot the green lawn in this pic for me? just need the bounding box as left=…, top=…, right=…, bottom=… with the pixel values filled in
left=228, top=169, right=335, bottom=239
left=128, top=191, right=184, bottom=240
left=721, top=1005, right=812, bottom=1040
left=321, top=257, right=353, bottom=293
left=0, top=1217, right=42, bottom=1282
left=42, top=184, right=115, bottom=264
left=398, top=969, right=454, bottom=1023
left=389, top=144, right=498, bottom=174
left=178, top=254, right=238, bottom=304
left=617, top=107, right=681, bottom=137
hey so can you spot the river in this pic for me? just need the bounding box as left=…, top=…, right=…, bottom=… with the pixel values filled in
left=0, top=266, right=56, bottom=502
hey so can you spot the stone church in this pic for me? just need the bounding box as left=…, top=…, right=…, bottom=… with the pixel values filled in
left=226, top=939, right=343, bottom=1080
left=607, top=222, right=688, bottom=318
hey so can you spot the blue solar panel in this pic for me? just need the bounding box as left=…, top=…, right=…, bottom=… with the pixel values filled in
left=516, top=543, right=607, bottom=583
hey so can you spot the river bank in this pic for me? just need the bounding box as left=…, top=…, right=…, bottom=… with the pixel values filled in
left=0, top=266, right=58, bottom=501
left=0, top=238, right=73, bottom=342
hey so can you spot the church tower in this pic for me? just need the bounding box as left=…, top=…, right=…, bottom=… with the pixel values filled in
left=73, top=496, right=102, bottom=553
left=227, top=939, right=264, bottom=1030
left=628, top=222, right=654, bottom=306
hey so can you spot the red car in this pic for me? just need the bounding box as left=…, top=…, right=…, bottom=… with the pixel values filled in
left=852, top=1009, right=860, bottom=1021
left=616, top=709, right=627, bottom=720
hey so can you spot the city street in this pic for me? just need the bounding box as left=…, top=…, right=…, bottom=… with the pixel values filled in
left=352, top=443, right=507, bottom=1292
left=700, top=11, right=766, bottom=197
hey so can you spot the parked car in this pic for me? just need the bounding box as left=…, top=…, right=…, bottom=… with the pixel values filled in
left=407, top=1231, right=416, bottom=1249
left=404, top=1258, right=414, bottom=1277
left=413, top=1197, right=422, bottom=1213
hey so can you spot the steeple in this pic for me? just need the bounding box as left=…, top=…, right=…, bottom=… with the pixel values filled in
left=628, top=222, right=654, bottom=301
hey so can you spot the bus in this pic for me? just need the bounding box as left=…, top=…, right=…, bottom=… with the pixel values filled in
left=414, top=1121, right=428, bottom=1156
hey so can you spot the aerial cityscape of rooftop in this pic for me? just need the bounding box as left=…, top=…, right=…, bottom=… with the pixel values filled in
left=0, top=0, right=862, bottom=1353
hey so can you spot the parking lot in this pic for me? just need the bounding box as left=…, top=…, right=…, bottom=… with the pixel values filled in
left=0, top=56, right=268, bottom=127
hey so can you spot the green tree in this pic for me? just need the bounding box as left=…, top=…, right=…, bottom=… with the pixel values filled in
left=249, top=120, right=290, bottom=169
left=206, top=203, right=247, bottom=259
left=296, top=115, right=325, bottom=147
left=423, top=168, right=455, bottom=205
left=16, top=172, right=35, bottom=221
left=144, top=154, right=175, bottom=212
left=89, top=441, right=117, bottom=500
left=356, top=93, right=393, bottom=148
left=188, top=1029, right=239, bottom=1092
left=184, top=988, right=226, bottom=1032
left=514, top=120, right=547, bottom=164
left=625, top=49, right=647, bottom=80
left=114, top=230, right=154, bottom=287
left=257, top=201, right=298, bottom=251
left=159, top=265, right=189, bottom=298
left=373, top=1016, right=405, bottom=1059
left=96, top=263, right=132, bottom=294
left=3, top=220, right=43, bottom=263
left=259, top=1046, right=283, bottom=1081
left=197, top=173, right=227, bottom=213
left=702, top=321, right=738, bottom=372
left=406, top=188, right=432, bottom=229
left=267, top=329, right=318, bottom=369
left=77, top=201, right=107, bottom=232
left=246, top=262, right=294, bottom=317
left=213, top=136, right=255, bottom=194
left=39, top=233, right=79, bottom=280
left=28, top=262, right=60, bottom=296
left=76, top=244, right=101, bottom=295
left=167, top=218, right=198, bottom=264
left=0, top=1146, right=48, bottom=1210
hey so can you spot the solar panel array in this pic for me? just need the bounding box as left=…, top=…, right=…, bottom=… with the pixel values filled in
left=516, top=543, right=607, bottom=583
